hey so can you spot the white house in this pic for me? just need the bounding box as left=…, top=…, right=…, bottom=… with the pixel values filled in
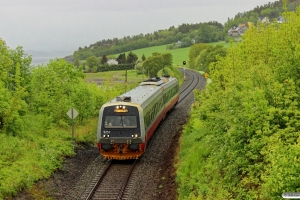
left=175, top=40, right=182, bottom=46
left=107, top=59, right=118, bottom=65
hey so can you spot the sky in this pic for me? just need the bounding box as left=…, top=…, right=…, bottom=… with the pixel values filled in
left=0, top=0, right=273, bottom=63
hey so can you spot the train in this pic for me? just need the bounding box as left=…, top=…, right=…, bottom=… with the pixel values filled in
left=96, top=76, right=179, bottom=160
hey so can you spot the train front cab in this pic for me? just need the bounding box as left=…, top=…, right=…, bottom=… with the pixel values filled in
left=97, top=103, right=146, bottom=160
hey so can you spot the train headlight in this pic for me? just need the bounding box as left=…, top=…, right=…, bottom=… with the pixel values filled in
left=131, top=134, right=138, bottom=139
left=103, top=134, right=110, bottom=139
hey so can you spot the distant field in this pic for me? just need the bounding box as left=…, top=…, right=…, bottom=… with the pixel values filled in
left=85, top=70, right=146, bottom=82
left=111, top=41, right=232, bottom=66
left=85, top=41, right=232, bottom=81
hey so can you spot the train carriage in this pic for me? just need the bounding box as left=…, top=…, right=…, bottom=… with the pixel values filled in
left=97, top=76, right=179, bottom=159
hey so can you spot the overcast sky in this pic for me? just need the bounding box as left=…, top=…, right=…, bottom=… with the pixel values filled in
left=1, top=0, right=272, bottom=58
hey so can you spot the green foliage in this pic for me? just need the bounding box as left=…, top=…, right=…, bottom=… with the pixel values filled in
left=141, top=53, right=146, bottom=61
left=126, top=51, right=138, bottom=64
left=188, top=43, right=210, bottom=69
left=116, top=53, right=126, bottom=64
left=194, top=45, right=227, bottom=72
left=29, top=59, right=102, bottom=125
left=135, top=60, right=144, bottom=75
left=0, top=114, right=75, bottom=199
left=0, top=39, right=30, bottom=135
left=73, top=58, right=80, bottom=67
left=100, top=54, right=108, bottom=65
left=0, top=39, right=140, bottom=199
left=177, top=7, right=300, bottom=199
left=142, top=52, right=173, bottom=77
left=181, top=37, right=193, bottom=47
left=97, top=63, right=135, bottom=72
left=86, top=56, right=98, bottom=72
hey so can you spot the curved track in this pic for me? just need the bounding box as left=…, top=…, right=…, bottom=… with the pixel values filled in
left=78, top=69, right=204, bottom=200
left=178, top=69, right=202, bottom=105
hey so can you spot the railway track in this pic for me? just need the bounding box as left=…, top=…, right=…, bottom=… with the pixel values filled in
left=178, top=69, right=202, bottom=105
left=81, top=160, right=137, bottom=200
left=73, top=69, right=203, bottom=200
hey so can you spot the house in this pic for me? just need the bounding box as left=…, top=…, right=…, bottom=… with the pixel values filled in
left=227, top=24, right=248, bottom=37
left=277, top=16, right=285, bottom=23
left=107, top=59, right=118, bottom=65
left=175, top=40, right=182, bottom=46
left=258, top=16, right=269, bottom=23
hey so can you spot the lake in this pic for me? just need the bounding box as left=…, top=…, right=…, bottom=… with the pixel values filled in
left=27, top=50, right=72, bottom=66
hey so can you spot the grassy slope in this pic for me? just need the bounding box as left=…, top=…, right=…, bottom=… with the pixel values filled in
left=111, top=41, right=230, bottom=66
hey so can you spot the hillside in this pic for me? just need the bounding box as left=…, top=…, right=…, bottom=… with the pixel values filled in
left=71, top=0, right=300, bottom=63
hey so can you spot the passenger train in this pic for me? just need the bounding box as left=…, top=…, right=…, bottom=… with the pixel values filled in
left=96, top=76, right=179, bottom=159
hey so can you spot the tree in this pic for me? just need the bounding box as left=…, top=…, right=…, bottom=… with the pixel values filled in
left=194, top=45, right=227, bottom=72
left=100, top=55, right=108, bottom=65
left=73, top=58, right=80, bottom=67
left=142, top=52, right=173, bottom=77
left=86, top=56, right=98, bottom=71
left=0, top=39, right=30, bottom=134
left=161, top=53, right=173, bottom=74
left=141, top=54, right=146, bottom=61
left=126, top=52, right=138, bottom=64
left=116, top=53, right=126, bottom=64
left=181, top=37, right=193, bottom=47
left=135, top=59, right=144, bottom=75
left=29, top=59, right=86, bottom=124
left=188, top=43, right=210, bottom=69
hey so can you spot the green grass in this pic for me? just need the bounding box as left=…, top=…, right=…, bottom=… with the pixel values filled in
left=111, top=41, right=233, bottom=66
left=84, top=67, right=184, bottom=86
left=112, top=44, right=190, bottom=66
left=84, top=70, right=146, bottom=82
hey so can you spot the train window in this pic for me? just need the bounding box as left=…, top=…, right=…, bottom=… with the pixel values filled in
left=104, top=116, right=137, bottom=128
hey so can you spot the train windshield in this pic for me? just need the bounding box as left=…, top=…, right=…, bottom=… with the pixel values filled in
left=104, top=116, right=137, bottom=128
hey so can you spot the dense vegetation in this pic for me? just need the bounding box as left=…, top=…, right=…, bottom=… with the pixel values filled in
left=188, top=43, right=228, bottom=71
left=177, top=5, right=300, bottom=199
left=0, top=39, right=136, bottom=198
left=0, top=36, right=183, bottom=198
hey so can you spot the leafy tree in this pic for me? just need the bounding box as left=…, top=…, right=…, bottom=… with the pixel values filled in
left=196, top=23, right=215, bottom=43
left=0, top=39, right=29, bottom=134
left=126, top=52, right=138, bottom=64
left=142, top=52, right=173, bottom=77
left=100, top=55, right=108, bottom=64
left=161, top=53, right=173, bottom=74
left=73, top=58, right=80, bottom=67
left=142, top=56, right=162, bottom=78
left=188, top=43, right=210, bottom=69
left=181, top=37, right=193, bottom=47
left=194, top=45, right=227, bottom=72
left=29, top=59, right=85, bottom=125
left=141, top=54, right=146, bottom=61
left=86, top=56, right=98, bottom=71
left=116, top=53, right=126, bottom=64
left=134, top=59, right=144, bottom=75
